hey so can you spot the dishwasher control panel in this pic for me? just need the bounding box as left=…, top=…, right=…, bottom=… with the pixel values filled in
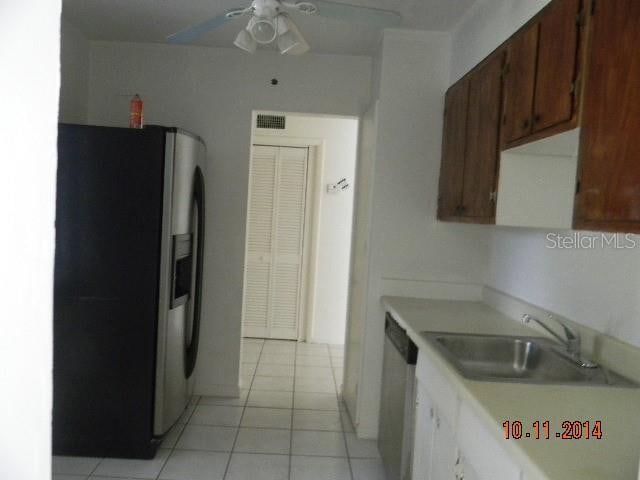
left=385, top=313, right=418, bottom=365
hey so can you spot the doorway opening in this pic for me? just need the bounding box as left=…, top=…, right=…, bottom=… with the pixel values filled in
left=240, top=111, right=359, bottom=355
left=243, top=144, right=312, bottom=340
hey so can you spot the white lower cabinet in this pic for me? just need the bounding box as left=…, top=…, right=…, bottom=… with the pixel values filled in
left=412, top=382, right=436, bottom=479
left=413, top=354, right=522, bottom=480
left=431, top=411, right=457, bottom=480
left=456, top=449, right=520, bottom=480
left=457, top=454, right=481, bottom=480
left=457, top=403, right=521, bottom=480
left=412, top=382, right=457, bottom=479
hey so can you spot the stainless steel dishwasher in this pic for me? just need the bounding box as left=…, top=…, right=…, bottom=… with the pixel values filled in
left=378, top=313, right=418, bottom=480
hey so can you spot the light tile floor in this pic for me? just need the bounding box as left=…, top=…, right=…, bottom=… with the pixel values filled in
left=52, top=339, right=386, bottom=480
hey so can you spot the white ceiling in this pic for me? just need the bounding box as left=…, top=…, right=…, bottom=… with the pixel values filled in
left=62, top=0, right=477, bottom=55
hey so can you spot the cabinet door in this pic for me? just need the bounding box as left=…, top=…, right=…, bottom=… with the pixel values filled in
left=431, top=410, right=457, bottom=480
left=459, top=450, right=520, bottom=480
left=461, top=53, right=504, bottom=219
left=502, top=23, right=539, bottom=145
left=459, top=455, right=481, bottom=480
left=412, top=383, right=436, bottom=479
left=457, top=404, right=522, bottom=480
left=438, top=79, right=469, bottom=219
left=533, top=0, right=582, bottom=133
left=575, top=0, right=640, bottom=230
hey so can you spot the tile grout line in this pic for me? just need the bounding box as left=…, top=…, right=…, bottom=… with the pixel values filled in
left=79, top=341, right=346, bottom=480
left=83, top=431, right=180, bottom=480
left=181, top=425, right=345, bottom=434
left=64, top=340, right=353, bottom=480
left=167, top=448, right=351, bottom=458
left=221, top=338, right=264, bottom=479
left=154, top=390, right=200, bottom=480
left=156, top=339, right=262, bottom=480
left=140, top=339, right=344, bottom=480
left=86, top=457, right=104, bottom=479
left=81, top=342, right=345, bottom=480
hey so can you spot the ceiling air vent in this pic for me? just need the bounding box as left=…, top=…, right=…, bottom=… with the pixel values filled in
left=257, top=114, right=286, bottom=130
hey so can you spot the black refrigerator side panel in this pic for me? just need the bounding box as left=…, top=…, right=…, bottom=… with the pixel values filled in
left=53, top=124, right=167, bottom=458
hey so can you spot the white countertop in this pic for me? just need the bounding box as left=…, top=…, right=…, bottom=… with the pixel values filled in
left=382, top=295, right=640, bottom=480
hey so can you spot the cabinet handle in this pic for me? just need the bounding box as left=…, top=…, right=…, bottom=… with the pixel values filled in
left=522, top=118, right=530, bottom=129
left=429, top=408, right=434, bottom=419
left=534, top=114, right=541, bottom=124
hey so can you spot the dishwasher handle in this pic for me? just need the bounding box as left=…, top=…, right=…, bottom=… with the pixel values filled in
left=385, top=313, right=418, bottom=365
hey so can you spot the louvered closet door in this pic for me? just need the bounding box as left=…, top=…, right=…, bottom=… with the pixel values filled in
left=243, top=146, right=277, bottom=338
left=242, top=146, right=308, bottom=339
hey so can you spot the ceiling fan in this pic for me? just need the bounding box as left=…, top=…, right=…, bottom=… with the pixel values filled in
left=167, top=0, right=402, bottom=55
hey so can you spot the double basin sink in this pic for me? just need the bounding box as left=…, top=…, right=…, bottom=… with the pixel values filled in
left=422, top=332, right=638, bottom=387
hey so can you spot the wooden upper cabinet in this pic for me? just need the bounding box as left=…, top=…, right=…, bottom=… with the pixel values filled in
left=438, top=79, right=469, bottom=220
left=574, top=0, right=640, bottom=231
left=461, top=53, right=505, bottom=219
left=437, top=0, right=640, bottom=233
left=502, top=23, right=539, bottom=145
left=533, top=0, right=582, bottom=133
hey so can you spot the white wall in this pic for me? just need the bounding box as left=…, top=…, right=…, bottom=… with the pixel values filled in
left=350, top=30, right=491, bottom=438
left=59, top=19, right=90, bottom=123
left=451, top=0, right=640, bottom=348
left=344, top=101, right=377, bottom=419
left=87, top=41, right=372, bottom=395
left=0, top=0, right=60, bottom=478
left=450, top=0, right=552, bottom=83
left=251, top=113, right=359, bottom=345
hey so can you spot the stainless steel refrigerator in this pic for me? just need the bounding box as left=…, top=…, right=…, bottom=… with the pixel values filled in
left=53, top=124, right=206, bottom=458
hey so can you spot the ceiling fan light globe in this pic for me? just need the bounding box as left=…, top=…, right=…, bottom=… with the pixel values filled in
left=287, top=42, right=310, bottom=55
left=280, top=16, right=310, bottom=55
left=234, top=29, right=257, bottom=53
left=248, top=17, right=277, bottom=44
left=276, top=15, right=290, bottom=35
left=277, top=31, right=300, bottom=54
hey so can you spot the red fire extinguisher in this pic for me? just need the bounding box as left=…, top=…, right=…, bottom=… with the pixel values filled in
left=129, top=94, right=144, bottom=129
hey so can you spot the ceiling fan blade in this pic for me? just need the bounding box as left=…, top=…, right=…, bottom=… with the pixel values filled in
left=167, top=13, right=232, bottom=44
left=311, top=0, right=401, bottom=28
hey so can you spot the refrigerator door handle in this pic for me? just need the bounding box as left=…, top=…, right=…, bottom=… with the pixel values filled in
left=185, top=165, right=205, bottom=379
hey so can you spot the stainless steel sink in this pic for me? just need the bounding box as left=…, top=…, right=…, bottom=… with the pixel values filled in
left=422, top=332, right=638, bottom=387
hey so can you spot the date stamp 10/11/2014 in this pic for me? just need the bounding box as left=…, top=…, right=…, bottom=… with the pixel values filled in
left=502, top=420, right=603, bottom=440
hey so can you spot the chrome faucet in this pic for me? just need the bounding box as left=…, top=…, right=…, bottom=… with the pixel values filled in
left=521, top=313, right=597, bottom=368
